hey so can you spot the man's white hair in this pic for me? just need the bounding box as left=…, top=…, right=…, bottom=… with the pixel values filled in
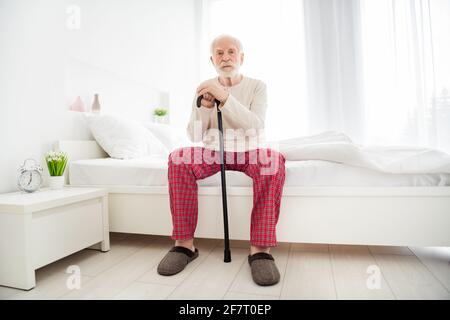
left=210, top=34, right=244, bottom=55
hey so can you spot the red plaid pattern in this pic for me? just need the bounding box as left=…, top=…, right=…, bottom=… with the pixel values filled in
left=168, top=147, right=286, bottom=247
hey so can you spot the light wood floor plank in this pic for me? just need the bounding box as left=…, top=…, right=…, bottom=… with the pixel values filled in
left=167, top=247, right=248, bottom=300
left=409, top=247, right=450, bottom=293
left=3, top=234, right=448, bottom=300
left=373, top=253, right=450, bottom=299
left=59, top=236, right=173, bottom=299
left=113, top=282, right=176, bottom=300
left=7, top=267, right=93, bottom=300
left=223, top=292, right=279, bottom=300
left=0, top=285, right=28, bottom=299
left=281, top=249, right=336, bottom=300
left=42, top=233, right=156, bottom=277
left=330, top=245, right=395, bottom=299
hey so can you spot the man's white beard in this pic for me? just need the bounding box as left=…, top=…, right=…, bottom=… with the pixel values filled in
left=215, top=64, right=240, bottom=78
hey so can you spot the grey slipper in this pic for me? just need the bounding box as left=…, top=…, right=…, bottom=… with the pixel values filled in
left=248, top=252, right=280, bottom=286
left=157, top=246, right=199, bottom=276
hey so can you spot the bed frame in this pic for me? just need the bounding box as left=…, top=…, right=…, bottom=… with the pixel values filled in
left=57, top=140, right=450, bottom=247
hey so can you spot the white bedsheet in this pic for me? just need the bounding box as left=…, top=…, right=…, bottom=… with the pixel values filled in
left=69, top=156, right=450, bottom=187
left=277, top=131, right=450, bottom=174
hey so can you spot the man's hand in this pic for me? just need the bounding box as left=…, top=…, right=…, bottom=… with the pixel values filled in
left=196, top=80, right=230, bottom=108
left=198, top=92, right=216, bottom=109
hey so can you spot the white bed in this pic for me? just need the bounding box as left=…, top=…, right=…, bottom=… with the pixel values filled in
left=69, top=155, right=450, bottom=187
left=58, top=140, right=450, bottom=247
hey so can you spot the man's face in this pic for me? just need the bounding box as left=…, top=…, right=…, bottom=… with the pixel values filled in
left=210, top=38, right=244, bottom=77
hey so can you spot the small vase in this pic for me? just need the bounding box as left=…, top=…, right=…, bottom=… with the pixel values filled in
left=69, top=96, right=86, bottom=112
left=49, top=176, right=65, bottom=189
left=92, top=94, right=101, bottom=113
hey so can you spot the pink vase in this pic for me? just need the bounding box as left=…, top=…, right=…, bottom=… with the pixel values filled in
left=69, top=96, right=86, bottom=112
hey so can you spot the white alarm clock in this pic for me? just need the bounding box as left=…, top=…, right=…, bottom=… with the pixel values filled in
left=17, top=158, right=43, bottom=193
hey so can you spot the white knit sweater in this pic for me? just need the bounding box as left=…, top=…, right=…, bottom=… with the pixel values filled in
left=186, top=76, right=268, bottom=152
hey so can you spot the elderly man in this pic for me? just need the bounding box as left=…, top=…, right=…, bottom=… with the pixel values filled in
left=157, top=35, right=286, bottom=286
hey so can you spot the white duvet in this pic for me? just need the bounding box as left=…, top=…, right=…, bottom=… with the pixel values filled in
left=275, top=131, right=450, bottom=174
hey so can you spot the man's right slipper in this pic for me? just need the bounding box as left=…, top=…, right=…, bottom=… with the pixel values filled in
left=157, top=246, right=199, bottom=276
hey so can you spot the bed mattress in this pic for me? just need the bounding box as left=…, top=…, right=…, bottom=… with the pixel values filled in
left=68, top=156, right=450, bottom=187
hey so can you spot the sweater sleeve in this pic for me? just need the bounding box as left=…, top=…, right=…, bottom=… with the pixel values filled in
left=186, top=96, right=214, bottom=142
left=219, top=81, right=267, bottom=131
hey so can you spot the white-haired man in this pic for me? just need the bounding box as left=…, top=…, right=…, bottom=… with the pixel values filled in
left=157, top=35, right=286, bottom=286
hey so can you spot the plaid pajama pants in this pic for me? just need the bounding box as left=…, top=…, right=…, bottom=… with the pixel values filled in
left=167, top=146, right=286, bottom=247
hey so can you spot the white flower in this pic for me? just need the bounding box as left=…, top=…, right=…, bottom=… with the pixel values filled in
left=45, top=150, right=67, bottom=164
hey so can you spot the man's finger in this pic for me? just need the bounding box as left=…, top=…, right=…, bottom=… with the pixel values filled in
left=198, top=88, right=212, bottom=97
left=201, top=99, right=214, bottom=108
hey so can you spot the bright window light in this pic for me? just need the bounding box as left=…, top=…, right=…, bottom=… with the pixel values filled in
left=202, top=0, right=309, bottom=141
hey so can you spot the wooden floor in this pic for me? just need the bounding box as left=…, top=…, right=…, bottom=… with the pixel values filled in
left=1, top=233, right=449, bottom=300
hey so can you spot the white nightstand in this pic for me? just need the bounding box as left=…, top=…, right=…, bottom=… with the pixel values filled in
left=0, top=187, right=110, bottom=290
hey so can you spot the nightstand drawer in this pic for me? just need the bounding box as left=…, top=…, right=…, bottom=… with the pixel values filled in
left=31, top=198, right=103, bottom=269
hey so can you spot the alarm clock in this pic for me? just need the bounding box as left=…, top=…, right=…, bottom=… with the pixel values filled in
left=17, top=158, right=43, bottom=193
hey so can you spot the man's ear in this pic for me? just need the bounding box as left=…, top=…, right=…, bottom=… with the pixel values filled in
left=240, top=52, right=244, bottom=65
left=210, top=56, right=214, bottom=66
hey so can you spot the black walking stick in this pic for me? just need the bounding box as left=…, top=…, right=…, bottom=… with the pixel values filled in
left=197, top=95, right=231, bottom=262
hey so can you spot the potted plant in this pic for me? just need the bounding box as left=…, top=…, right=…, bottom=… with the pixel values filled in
left=153, top=107, right=168, bottom=123
left=45, top=151, right=68, bottom=189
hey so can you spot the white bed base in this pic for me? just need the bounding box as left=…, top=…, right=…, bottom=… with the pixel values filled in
left=57, top=140, right=450, bottom=247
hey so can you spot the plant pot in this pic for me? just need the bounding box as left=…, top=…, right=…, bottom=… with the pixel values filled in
left=153, top=115, right=167, bottom=124
left=49, top=176, right=65, bottom=190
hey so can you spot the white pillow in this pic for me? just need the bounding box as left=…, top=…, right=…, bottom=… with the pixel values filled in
left=84, top=113, right=168, bottom=159
left=143, top=122, right=192, bottom=152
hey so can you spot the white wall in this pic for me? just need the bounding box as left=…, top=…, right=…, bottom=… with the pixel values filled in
left=0, top=0, right=199, bottom=193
